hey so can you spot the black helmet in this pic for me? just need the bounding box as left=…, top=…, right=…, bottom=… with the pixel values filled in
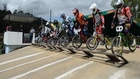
left=53, top=19, right=59, bottom=25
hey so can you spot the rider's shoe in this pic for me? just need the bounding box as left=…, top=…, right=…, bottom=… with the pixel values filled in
left=131, top=39, right=136, bottom=47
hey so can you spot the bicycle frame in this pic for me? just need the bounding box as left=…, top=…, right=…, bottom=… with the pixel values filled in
left=119, top=33, right=129, bottom=47
left=105, top=37, right=111, bottom=44
left=92, top=34, right=111, bottom=45
left=77, top=28, right=87, bottom=42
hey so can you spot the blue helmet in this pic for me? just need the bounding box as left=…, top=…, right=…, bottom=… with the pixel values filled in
left=60, top=13, right=65, bottom=18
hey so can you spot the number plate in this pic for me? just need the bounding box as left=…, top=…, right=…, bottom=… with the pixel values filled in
left=116, top=26, right=123, bottom=32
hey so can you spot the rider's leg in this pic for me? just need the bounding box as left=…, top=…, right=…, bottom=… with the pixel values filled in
left=97, top=26, right=105, bottom=42
left=124, top=26, right=136, bottom=46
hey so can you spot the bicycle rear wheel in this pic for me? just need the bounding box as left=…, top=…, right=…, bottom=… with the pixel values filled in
left=86, top=36, right=99, bottom=50
left=111, top=36, right=123, bottom=55
left=72, top=35, right=82, bottom=48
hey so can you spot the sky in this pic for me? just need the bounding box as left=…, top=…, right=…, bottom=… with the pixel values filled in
left=0, top=0, right=113, bottom=21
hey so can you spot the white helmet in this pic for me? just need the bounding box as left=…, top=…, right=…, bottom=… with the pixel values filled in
left=89, top=3, right=98, bottom=14
left=115, top=0, right=124, bottom=5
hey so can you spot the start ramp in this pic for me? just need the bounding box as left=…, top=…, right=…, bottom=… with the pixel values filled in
left=34, top=43, right=129, bottom=67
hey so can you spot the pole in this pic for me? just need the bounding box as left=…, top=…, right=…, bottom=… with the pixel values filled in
left=50, top=10, right=52, bottom=22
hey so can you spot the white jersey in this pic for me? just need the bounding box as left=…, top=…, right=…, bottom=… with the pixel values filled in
left=44, top=26, right=51, bottom=34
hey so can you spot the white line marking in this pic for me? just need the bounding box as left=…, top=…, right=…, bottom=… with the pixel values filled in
left=0, top=50, right=34, bottom=60
left=10, top=56, right=72, bottom=79
left=0, top=53, right=59, bottom=73
left=109, top=69, right=126, bottom=79
left=55, top=61, right=93, bottom=79
left=0, top=52, right=44, bottom=66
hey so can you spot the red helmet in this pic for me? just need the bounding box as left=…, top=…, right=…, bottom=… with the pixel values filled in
left=72, top=8, right=79, bottom=15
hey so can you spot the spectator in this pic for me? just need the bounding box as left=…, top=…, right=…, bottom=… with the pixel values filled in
left=6, top=24, right=12, bottom=31
left=19, top=25, right=23, bottom=32
left=29, top=27, right=35, bottom=43
left=19, top=25, right=24, bottom=43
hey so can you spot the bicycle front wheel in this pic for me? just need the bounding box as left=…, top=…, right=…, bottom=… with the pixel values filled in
left=72, top=35, right=82, bottom=48
left=86, top=36, right=99, bottom=50
left=50, top=37, right=58, bottom=46
left=111, top=37, right=123, bottom=55
left=60, top=35, right=70, bottom=47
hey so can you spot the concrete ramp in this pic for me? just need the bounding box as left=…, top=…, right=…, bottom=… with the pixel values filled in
left=0, top=46, right=140, bottom=79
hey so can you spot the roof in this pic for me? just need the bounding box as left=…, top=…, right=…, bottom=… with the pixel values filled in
left=3, top=13, right=37, bottom=23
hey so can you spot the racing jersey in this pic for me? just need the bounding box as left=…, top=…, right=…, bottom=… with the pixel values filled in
left=75, top=13, right=86, bottom=25
left=113, top=5, right=132, bottom=25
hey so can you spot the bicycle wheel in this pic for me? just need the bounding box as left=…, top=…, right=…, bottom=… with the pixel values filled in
left=128, top=36, right=136, bottom=52
left=50, top=37, right=58, bottom=46
left=86, top=36, right=99, bottom=50
left=105, top=37, right=112, bottom=50
left=46, top=38, right=51, bottom=46
left=72, top=35, right=82, bottom=48
left=38, top=38, right=43, bottom=45
left=111, top=36, right=123, bottom=55
left=60, top=35, right=70, bottom=47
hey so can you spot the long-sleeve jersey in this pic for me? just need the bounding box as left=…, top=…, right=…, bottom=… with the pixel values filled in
left=113, top=5, right=132, bottom=25
left=93, top=11, right=105, bottom=28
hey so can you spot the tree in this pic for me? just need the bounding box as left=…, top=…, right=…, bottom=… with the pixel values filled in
left=3, top=3, right=7, bottom=11
left=18, top=10, right=24, bottom=14
left=111, top=0, right=140, bottom=22
left=13, top=9, right=17, bottom=14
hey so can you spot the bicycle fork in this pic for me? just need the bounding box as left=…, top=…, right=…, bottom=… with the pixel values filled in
left=116, top=36, right=121, bottom=47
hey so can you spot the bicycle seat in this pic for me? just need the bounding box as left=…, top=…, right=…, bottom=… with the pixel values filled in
left=116, top=26, right=123, bottom=32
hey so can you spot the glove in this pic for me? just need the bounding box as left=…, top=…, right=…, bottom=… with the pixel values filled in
left=84, top=26, right=88, bottom=30
left=111, top=23, right=115, bottom=29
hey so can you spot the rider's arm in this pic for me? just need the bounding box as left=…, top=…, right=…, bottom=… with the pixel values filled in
left=125, top=6, right=132, bottom=23
left=111, top=10, right=117, bottom=29
left=112, top=10, right=117, bottom=25
left=101, top=15, right=105, bottom=27
left=81, top=15, right=87, bottom=22
left=81, top=15, right=88, bottom=27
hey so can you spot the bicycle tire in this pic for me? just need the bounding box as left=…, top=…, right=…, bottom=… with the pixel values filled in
left=50, top=37, right=58, bottom=46
left=60, top=35, right=70, bottom=47
left=72, top=35, right=82, bottom=48
left=111, top=36, right=123, bottom=55
left=86, top=36, right=99, bottom=50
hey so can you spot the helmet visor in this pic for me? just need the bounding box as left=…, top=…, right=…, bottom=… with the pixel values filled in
left=92, top=9, right=96, bottom=12
left=116, top=3, right=122, bottom=8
